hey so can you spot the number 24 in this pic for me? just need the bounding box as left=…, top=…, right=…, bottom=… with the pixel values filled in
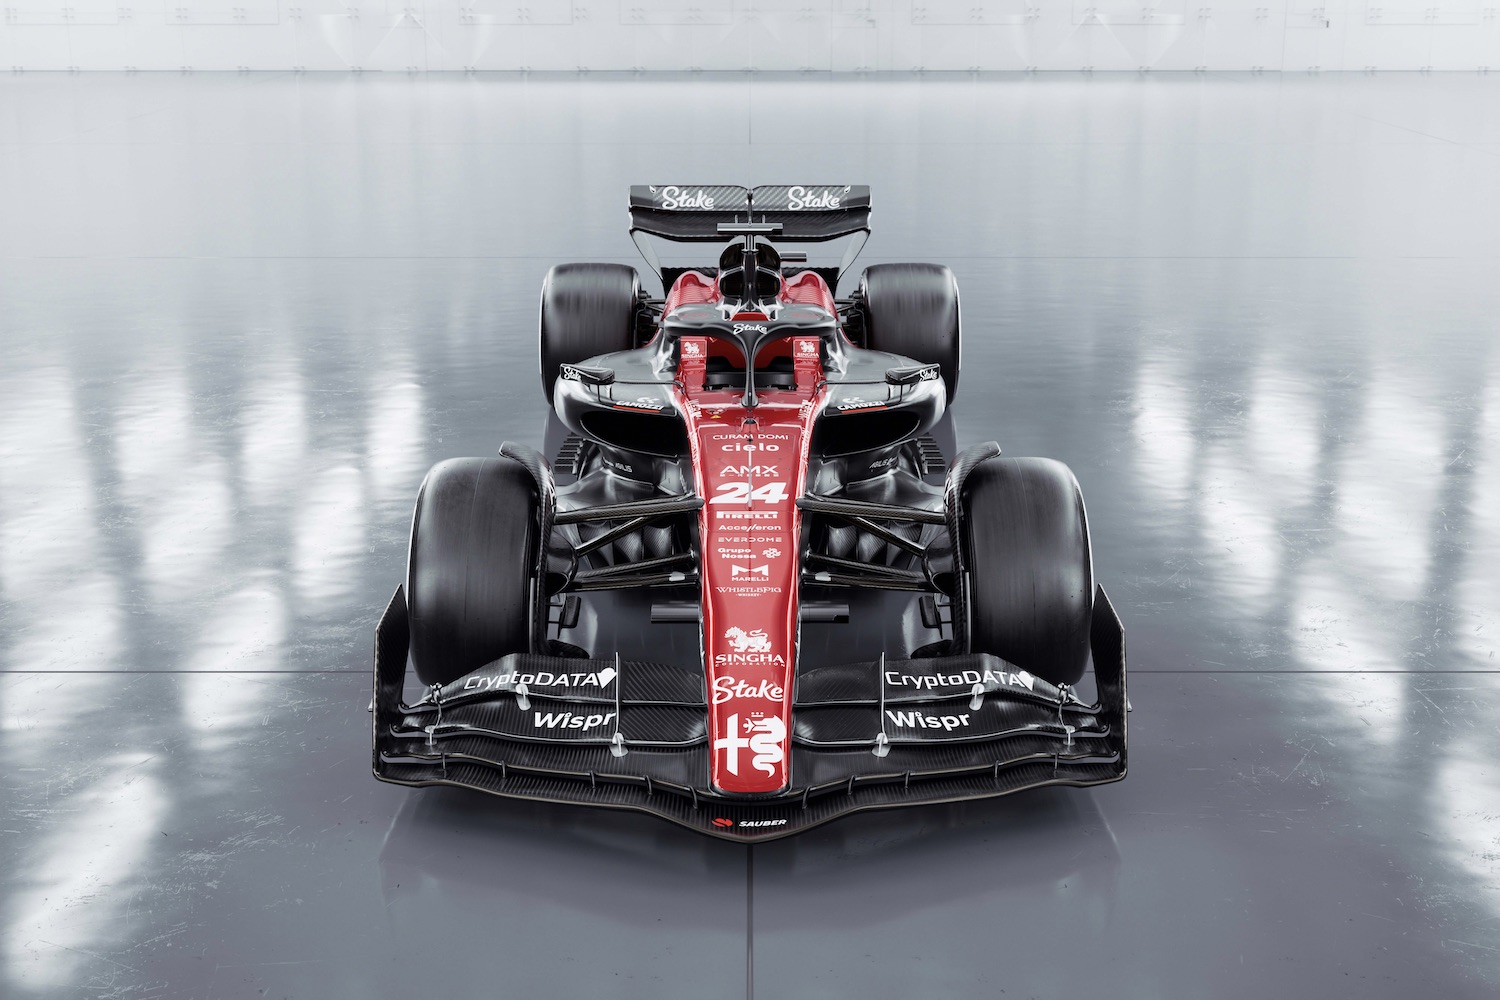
left=709, top=481, right=789, bottom=504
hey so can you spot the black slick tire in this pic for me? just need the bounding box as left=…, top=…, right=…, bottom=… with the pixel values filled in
left=407, top=456, right=539, bottom=687
left=960, top=457, right=1093, bottom=686
left=539, top=263, right=640, bottom=402
left=857, top=263, right=961, bottom=403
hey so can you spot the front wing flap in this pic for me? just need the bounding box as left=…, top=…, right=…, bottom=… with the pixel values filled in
left=372, top=586, right=1127, bottom=841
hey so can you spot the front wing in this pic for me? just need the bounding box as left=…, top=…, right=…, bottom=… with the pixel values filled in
left=372, top=587, right=1127, bottom=841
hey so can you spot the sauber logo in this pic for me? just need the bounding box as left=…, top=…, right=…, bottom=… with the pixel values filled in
left=659, top=185, right=714, bottom=210
left=714, top=712, right=786, bottom=777
left=711, top=816, right=788, bottom=830
left=712, top=676, right=786, bottom=704
left=787, top=185, right=841, bottom=211
left=724, top=626, right=772, bottom=652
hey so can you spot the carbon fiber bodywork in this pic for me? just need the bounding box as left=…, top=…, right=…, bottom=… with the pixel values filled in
left=372, top=583, right=1127, bottom=842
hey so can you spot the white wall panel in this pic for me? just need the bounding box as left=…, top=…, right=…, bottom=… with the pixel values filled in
left=0, top=0, right=1498, bottom=69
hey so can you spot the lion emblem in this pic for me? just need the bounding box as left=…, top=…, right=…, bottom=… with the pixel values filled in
left=724, top=626, right=772, bottom=653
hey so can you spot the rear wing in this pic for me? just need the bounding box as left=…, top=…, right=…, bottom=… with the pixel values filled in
left=628, top=184, right=872, bottom=288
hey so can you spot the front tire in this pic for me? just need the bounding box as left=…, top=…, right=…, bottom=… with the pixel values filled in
left=539, top=263, right=641, bottom=402
left=958, top=456, right=1093, bottom=686
left=407, top=456, right=539, bottom=687
left=857, top=263, right=961, bottom=403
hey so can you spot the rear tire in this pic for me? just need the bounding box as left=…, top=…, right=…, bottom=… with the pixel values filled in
left=407, top=457, right=539, bottom=687
left=857, top=263, right=961, bottom=403
left=959, top=456, right=1093, bottom=686
left=539, top=263, right=641, bottom=402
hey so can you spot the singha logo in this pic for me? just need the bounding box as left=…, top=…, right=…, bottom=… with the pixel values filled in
left=724, top=626, right=772, bottom=653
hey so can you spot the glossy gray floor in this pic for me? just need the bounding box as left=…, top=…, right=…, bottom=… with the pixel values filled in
left=2, top=72, right=1498, bottom=999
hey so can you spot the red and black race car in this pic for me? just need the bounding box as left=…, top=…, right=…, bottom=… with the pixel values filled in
left=372, top=185, right=1127, bottom=840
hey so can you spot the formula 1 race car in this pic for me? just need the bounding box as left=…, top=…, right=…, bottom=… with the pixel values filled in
left=372, top=185, right=1127, bottom=840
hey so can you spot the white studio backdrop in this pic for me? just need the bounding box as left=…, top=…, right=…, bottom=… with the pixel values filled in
left=1, top=1, right=1497, bottom=72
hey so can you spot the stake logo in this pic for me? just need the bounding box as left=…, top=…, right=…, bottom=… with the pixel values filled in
left=714, top=713, right=787, bottom=777
left=659, top=186, right=714, bottom=210
left=787, top=185, right=841, bottom=211
left=733, top=322, right=768, bottom=335
left=712, top=676, right=786, bottom=704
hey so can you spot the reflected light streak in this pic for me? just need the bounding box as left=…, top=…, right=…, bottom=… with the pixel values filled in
left=2, top=574, right=121, bottom=673
left=292, top=463, right=367, bottom=608
left=1243, top=368, right=1321, bottom=501
left=239, top=362, right=308, bottom=507
left=365, top=371, right=426, bottom=507
left=181, top=581, right=287, bottom=751
left=1332, top=376, right=1446, bottom=602
left=2, top=767, right=167, bottom=993
left=1132, top=356, right=1196, bottom=507
left=0, top=366, right=101, bottom=595
left=113, top=367, right=194, bottom=507
left=1198, top=444, right=1280, bottom=609
left=0, top=673, right=127, bottom=737
left=1288, top=561, right=1405, bottom=747
left=138, top=458, right=233, bottom=605
left=1430, top=742, right=1500, bottom=923
left=1456, top=376, right=1500, bottom=667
